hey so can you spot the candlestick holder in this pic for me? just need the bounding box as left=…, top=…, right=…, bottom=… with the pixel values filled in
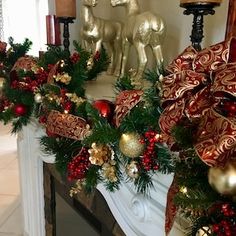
left=180, top=2, right=221, bottom=51
left=58, top=17, right=75, bottom=54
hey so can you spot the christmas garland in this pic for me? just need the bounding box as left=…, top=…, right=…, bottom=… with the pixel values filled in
left=1, top=36, right=236, bottom=235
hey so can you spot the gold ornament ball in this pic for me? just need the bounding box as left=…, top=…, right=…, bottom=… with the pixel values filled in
left=87, top=57, right=94, bottom=70
left=126, top=161, right=139, bottom=179
left=0, top=77, right=6, bottom=91
left=34, top=93, right=43, bottom=103
left=119, top=132, right=144, bottom=158
left=208, top=161, right=236, bottom=196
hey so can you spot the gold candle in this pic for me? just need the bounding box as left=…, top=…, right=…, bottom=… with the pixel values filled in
left=180, top=0, right=222, bottom=4
left=55, top=0, right=76, bottom=18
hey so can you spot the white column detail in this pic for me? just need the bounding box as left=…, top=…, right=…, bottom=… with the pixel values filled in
left=17, top=122, right=55, bottom=236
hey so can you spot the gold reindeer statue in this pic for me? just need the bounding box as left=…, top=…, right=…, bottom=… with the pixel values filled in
left=111, top=0, right=166, bottom=85
left=81, top=0, right=123, bottom=76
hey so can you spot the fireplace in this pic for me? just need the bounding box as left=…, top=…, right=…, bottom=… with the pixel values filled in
left=17, top=123, right=185, bottom=236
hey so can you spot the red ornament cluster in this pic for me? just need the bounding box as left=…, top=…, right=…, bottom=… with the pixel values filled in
left=211, top=203, right=236, bottom=236
left=70, top=52, right=80, bottom=64
left=10, top=68, right=48, bottom=92
left=140, top=130, right=162, bottom=171
left=0, top=98, right=11, bottom=112
left=67, top=147, right=91, bottom=181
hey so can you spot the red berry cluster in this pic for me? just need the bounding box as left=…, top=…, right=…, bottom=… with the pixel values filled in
left=140, top=130, right=161, bottom=171
left=212, top=203, right=236, bottom=236
left=67, top=148, right=91, bottom=181
left=10, top=68, right=48, bottom=92
left=60, top=89, right=73, bottom=113
left=70, top=52, right=80, bottom=64
left=0, top=98, right=11, bottom=112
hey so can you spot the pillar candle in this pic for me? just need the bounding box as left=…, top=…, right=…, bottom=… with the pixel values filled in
left=55, top=0, right=76, bottom=18
left=46, top=15, right=61, bottom=46
left=180, top=0, right=222, bottom=4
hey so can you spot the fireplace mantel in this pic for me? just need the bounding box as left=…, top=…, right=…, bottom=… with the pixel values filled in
left=17, top=122, right=185, bottom=236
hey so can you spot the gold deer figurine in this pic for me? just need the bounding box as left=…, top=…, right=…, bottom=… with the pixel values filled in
left=111, top=0, right=166, bottom=86
left=81, top=0, right=123, bottom=76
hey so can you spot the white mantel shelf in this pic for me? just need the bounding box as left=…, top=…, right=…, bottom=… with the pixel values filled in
left=17, top=122, right=185, bottom=236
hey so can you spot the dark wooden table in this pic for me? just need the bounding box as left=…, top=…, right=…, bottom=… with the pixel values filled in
left=43, top=163, right=125, bottom=236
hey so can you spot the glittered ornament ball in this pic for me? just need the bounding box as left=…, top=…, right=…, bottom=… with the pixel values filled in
left=34, top=93, right=43, bottom=103
left=0, top=77, right=5, bottom=91
left=0, top=77, right=5, bottom=97
left=92, top=99, right=114, bottom=120
left=13, top=104, right=27, bottom=116
left=119, top=132, right=145, bottom=158
left=208, top=160, right=236, bottom=196
left=126, top=161, right=139, bottom=179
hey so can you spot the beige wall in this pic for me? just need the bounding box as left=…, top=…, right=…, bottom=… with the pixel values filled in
left=48, top=0, right=229, bottom=68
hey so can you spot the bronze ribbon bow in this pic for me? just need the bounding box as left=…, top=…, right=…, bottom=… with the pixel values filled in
left=159, top=37, right=236, bottom=168
left=161, top=38, right=236, bottom=235
left=46, top=110, right=91, bottom=140
left=114, top=90, right=143, bottom=127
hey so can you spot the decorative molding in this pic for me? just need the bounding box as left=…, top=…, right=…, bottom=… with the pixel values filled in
left=97, top=174, right=186, bottom=236
left=17, top=124, right=46, bottom=236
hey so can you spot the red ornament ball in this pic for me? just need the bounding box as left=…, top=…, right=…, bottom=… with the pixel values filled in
left=92, top=99, right=114, bottom=120
left=13, top=104, right=27, bottom=116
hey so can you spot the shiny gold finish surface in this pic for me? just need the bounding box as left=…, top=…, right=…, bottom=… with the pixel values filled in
left=208, top=161, right=236, bottom=196
left=0, top=77, right=5, bottom=97
left=81, top=0, right=123, bottom=76
left=119, top=132, right=145, bottom=158
left=111, top=0, right=166, bottom=84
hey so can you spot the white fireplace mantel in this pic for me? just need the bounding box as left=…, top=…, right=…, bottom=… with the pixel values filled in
left=17, top=122, right=185, bottom=236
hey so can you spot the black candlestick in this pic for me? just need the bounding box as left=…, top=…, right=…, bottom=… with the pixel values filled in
left=58, top=17, right=75, bottom=54
left=180, top=2, right=220, bottom=51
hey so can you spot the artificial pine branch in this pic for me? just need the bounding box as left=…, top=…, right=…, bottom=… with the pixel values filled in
left=6, top=37, right=32, bottom=69
left=83, top=120, right=119, bottom=146
left=134, top=171, right=154, bottom=195
left=155, top=145, right=175, bottom=174
left=143, top=69, right=162, bottom=85
left=104, top=178, right=120, bottom=192
left=42, top=84, right=61, bottom=95
left=11, top=115, right=31, bottom=133
left=174, top=188, right=218, bottom=211
left=40, top=136, right=81, bottom=173
left=119, top=103, right=160, bottom=134
left=171, top=120, right=198, bottom=149
left=114, top=75, right=135, bottom=92
left=38, top=45, right=67, bottom=68
left=87, top=45, right=110, bottom=80
left=84, top=165, right=101, bottom=194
